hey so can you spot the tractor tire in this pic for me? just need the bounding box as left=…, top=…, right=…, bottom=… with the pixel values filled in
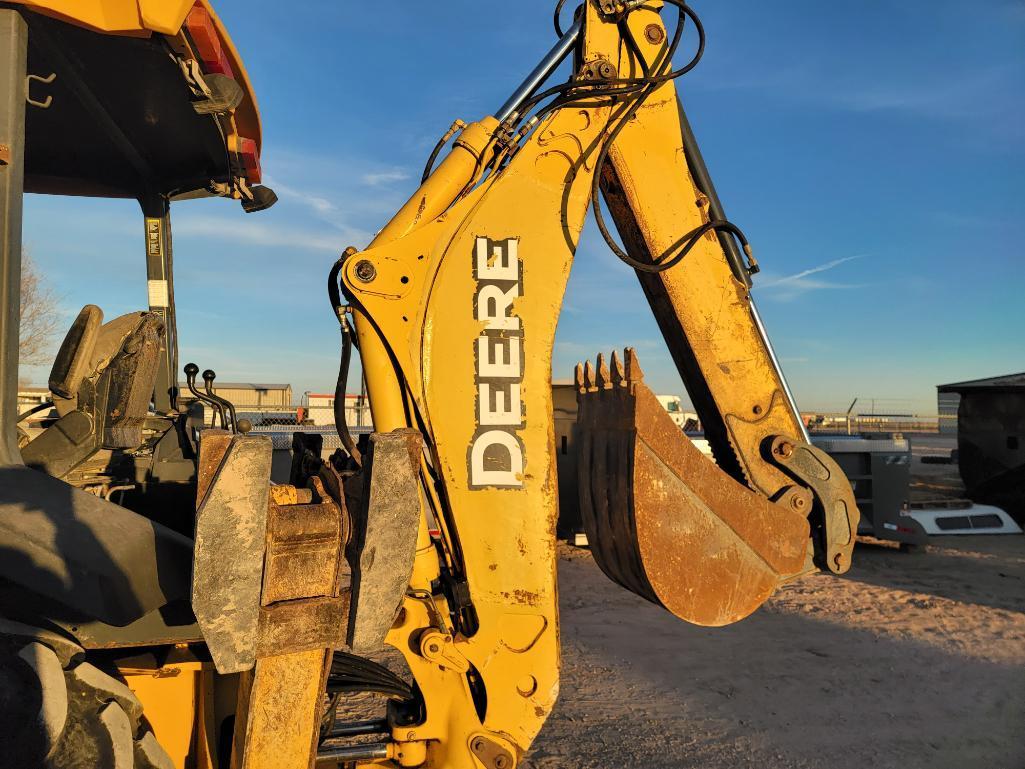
left=0, top=635, right=174, bottom=769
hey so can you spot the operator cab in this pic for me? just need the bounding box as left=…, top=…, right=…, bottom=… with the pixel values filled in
left=1, top=1, right=275, bottom=533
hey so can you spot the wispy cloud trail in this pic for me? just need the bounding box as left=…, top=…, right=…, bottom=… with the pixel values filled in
left=757, top=255, right=866, bottom=302
left=759, top=255, right=863, bottom=288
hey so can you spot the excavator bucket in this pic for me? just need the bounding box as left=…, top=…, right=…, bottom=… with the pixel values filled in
left=574, top=349, right=813, bottom=626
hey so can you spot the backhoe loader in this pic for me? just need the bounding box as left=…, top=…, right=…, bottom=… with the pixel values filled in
left=0, top=2, right=860, bottom=768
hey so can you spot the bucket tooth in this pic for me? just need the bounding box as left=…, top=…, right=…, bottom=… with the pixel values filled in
left=610, top=350, right=626, bottom=387
left=595, top=353, right=611, bottom=390
left=574, top=362, right=586, bottom=393
left=583, top=360, right=597, bottom=392
left=624, top=347, right=644, bottom=384
left=575, top=352, right=811, bottom=627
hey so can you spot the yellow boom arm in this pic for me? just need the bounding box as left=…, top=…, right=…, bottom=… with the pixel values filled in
left=333, top=3, right=860, bottom=766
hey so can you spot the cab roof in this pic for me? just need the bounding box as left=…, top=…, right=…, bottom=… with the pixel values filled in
left=2, top=0, right=263, bottom=201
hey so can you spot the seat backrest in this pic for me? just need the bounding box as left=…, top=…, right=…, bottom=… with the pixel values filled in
left=98, top=313, right=165, bottom=449
left=48, top=304, right=103, bottom=405
left=24, top=310, right=165, bottom=476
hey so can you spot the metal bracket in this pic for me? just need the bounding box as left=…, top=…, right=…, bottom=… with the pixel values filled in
left=25, top=72, right=55, bottom=109
left=766, top=435, right=860, bottom=574
left=469, top=735, right=515, bottom=769
left=419, top=629, right=469, bottom=673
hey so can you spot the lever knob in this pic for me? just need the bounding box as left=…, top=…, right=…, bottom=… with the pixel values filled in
left=184, top=362, right=199, bottom=379
left=202, top=369, right=216, bottom=384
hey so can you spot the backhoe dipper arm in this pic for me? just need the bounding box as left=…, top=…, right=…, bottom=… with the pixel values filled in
left=332, top=3, right=859, bottom=767
left=591, top=8, right=859, bottom=576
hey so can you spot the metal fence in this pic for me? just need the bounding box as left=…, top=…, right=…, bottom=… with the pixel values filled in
left=248, top=424, right=373, bottom=451
left=804, top=414, right=953, bottom=435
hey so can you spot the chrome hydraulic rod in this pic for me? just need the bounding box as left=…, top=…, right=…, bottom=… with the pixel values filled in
left=495, top=16, right=582, bottom=123
left=324, top=719, right=390, bottom=739
left=750, top=299, right=811, bottom=443
left=316, top=743, right=390, bottom=764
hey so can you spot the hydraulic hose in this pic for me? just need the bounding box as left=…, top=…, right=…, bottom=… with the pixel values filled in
left=328, top=257, right=363, bottom=467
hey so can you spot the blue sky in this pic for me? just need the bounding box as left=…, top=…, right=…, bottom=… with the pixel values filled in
left=22, top=0, right=1024, bottom=414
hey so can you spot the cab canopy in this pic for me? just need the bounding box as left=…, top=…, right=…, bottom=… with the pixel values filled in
left=4, top=0, right=269, bottom=206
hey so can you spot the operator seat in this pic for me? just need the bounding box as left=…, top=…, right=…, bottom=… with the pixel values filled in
left=21, top=304, right=166, bottom=478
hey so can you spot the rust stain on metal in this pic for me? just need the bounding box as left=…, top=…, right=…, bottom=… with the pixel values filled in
left=234, top=468, right=350, bottom=769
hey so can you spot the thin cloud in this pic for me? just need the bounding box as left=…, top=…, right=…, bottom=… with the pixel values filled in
left=759, top=255, right=862, bottom=288
left=758, top=255, right=866, bottom=302
left=696, top=58, right=1022, bottom=136
left=361, top=169, right=412, bottom=186
left=265, top=178, right=337, bottom=216
left=174, top=214, right=367, bottom=253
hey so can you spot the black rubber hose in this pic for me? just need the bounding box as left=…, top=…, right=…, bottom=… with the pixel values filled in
left=553, top=0, right=570, bottom=36
left=422, top=132, right=451, bottom=183
left=16, top=401, right=52, bottom=423
left=328, top=257, right=363, bottom=467
left=333, top=324, right=362, bottom=467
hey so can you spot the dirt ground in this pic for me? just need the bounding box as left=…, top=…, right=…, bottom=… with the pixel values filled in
left=336, top=435, right=1025, bottom=768
left=524, top=434, right=1025, bottom=769
left=523, top=535, right=1025, bottom=769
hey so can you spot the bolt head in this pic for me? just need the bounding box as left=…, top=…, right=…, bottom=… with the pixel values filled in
left=644, top=24, right=665, bottom=44
left=354, top=259, right=377, bottom=282
left=495, top=757, right=510, bottom=769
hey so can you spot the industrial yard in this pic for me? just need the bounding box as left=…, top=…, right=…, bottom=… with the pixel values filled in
left=2, top=2, right=1021, bottom=768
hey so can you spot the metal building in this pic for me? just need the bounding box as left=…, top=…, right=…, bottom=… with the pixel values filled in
left=937, top=391, right=961, bottom=435
left=937, top=372, right=1025, bottom=521
left=178, top=381, right=292, bottom=407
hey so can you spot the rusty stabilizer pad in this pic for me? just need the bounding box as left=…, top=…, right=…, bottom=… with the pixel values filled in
left=347, top=429, right=425, bottom=653
left=193, top=431, right=272, bottom=673
left=575, top=349, right=811, bottom=626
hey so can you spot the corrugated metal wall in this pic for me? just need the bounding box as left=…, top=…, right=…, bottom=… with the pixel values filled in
left=210, top=385, right=292, bottom=407
left=938, top=392, right=960, bottom=435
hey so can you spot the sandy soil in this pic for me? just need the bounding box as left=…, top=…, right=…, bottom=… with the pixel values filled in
left=523, top=438, right=1025, bottom=768
left=522, top=536, right=1025, bottom=769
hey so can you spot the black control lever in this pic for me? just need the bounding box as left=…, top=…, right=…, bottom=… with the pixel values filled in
left=203, top=369, right=239, bottom=433
left=184, top=362, right=228, bottom=431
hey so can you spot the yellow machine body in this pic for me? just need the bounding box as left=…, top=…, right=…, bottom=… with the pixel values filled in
left=6, top=0, right=194, bottom=35
left=336, top=3, right=860, bottom=767
left=0, top=2, right=860, bottom=768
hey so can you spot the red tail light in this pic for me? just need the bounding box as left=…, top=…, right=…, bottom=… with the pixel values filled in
left=230, top=136, right=262, bottom=184
left=185, top=3, right=234, bottom=78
